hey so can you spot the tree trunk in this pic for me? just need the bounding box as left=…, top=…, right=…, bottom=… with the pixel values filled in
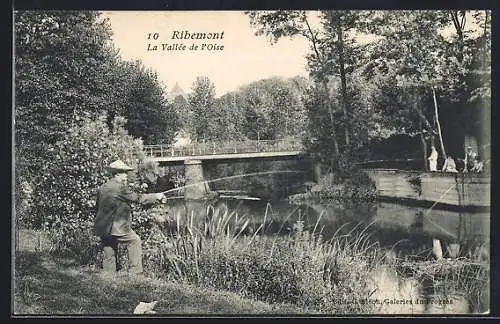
left=322, top=81, right=340, bottom=156
left=420, top=119, right=428, bottom=171
left=336, top=23, right=350, bottom=147
left=484, top=10, right=489, bottom=37
left=329, top=108, right=340, bottom=155
left=432, top=87, right=446, bottom=158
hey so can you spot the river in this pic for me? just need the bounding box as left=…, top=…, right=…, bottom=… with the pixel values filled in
left=160, top=197, right=490, bottom=261
left=156, top=196, right=489, bottom=314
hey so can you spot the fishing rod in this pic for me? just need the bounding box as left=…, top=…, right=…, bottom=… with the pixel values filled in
left=156, top=170, right=307, bottom=199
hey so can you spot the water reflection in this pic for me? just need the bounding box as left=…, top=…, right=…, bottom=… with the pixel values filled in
left=159, top=198, right=489, bottom=260
left=157, top=197, right=489, bottom=314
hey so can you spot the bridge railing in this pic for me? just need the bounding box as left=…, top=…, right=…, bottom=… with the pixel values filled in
left=144, top=139, right=303, bottom=158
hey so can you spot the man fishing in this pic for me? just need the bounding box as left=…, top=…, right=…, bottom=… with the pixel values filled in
left=94, top=160, right=166, bottom=276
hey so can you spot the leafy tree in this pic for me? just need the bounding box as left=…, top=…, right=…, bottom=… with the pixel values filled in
left=215, top=92, right=247, bottom=141
left=246, top=11, right=372, bottom=167
left=114, top=60, right=180, bottom=145
left=235, top=77, right=310, bottom=140
left=187, top=76, right=217, bottom=141
left=25, top=114, right=169, bottom=261
left=15, top=11, right=119, bottom=179
left=359, top=10, right=490, bottom=163
left=247, top=10, right=490, bottom=174
left=172, top=93, right=191, bottom=131
left=15, top=11, right=179, bottom=218
left=28, top=115, right=144, bottom=230
left=240, top=80, right=275, bottom=140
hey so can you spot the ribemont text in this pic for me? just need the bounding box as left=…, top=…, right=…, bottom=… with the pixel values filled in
left=171, top=30, right=224, bottom=40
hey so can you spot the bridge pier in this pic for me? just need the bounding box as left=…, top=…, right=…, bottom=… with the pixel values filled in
left=184, top=159, right=210, bottom=200
left=313, top=162, right=322, bottom=182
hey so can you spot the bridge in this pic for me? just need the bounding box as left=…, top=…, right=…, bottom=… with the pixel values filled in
left=144, top=139, right=303, bottom=164
left=144, top=139, right=307, bottom=199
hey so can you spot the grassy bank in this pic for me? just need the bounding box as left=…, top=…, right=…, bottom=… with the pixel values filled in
left=13, top=231, right=307, bottom=315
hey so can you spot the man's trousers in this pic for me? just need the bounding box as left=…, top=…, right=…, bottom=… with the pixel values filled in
left=100, top=230, right=143, bottom=274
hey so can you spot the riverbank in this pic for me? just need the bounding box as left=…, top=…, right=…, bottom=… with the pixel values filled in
left=13, top=230, right=306, bottom=315
left=287, top=172, right=377, bottom=203
left=14, top=208, right=489, bottom=315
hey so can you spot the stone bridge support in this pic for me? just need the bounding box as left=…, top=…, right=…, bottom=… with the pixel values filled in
left=184, top=159, right=210, bottom=200
left=313, top=162, right=322, bottom=182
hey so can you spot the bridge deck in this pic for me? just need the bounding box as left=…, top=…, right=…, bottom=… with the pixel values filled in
left=144, top=139, right=304, bottom=163
left=149, top=150, right=303, bottom=163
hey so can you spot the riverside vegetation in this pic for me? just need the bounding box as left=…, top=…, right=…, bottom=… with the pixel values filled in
left=14, top=116, right=488, bottom=315
left=15, top=202, right=489, bottom=314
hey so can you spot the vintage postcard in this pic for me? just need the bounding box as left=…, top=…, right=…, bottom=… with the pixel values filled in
left=13, top=10, right=491, bottom=316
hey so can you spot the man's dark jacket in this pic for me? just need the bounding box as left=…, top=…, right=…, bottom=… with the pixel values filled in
left=94, top=177, right=158, bottom=237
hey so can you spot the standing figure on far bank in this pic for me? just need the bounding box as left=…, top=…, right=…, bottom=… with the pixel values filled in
left=428, top=146, right=438, bottom=172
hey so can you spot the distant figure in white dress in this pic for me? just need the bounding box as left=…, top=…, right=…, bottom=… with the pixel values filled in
left=441, top=155, right=458, bottom=173
left=428, top=146, right=438, bottom=171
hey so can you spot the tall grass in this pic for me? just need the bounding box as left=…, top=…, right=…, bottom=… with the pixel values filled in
left=142, top=204, right=383, bottom=313
left=395, top=258, right=489, bottom=313
left=139, top=203, right=489, bottom=314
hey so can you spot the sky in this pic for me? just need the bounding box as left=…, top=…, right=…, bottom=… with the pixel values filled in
left=102, top=11, right=311, bottom=97
left=102, top=11, right=485, bottom=98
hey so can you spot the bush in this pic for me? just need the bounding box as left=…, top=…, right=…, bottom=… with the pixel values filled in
left=28, top=114, right=160, bottom=258
left=304, top=170, right=376, bottom=201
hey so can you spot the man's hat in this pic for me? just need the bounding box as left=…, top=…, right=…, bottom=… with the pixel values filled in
left=108, top=160, right=134, bottom=172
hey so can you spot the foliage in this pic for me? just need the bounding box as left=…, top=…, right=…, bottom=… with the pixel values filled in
left=396, top=258, right=489, bottom=313
left=14, top=244, right=307, bottom=314
left=27, top=115, right=153, bottom=255
left=14, top=11, right=179, bottom=220
left=246, top=10, right=491, bottom=172
left=181, top=75, right=310, bottom=143
left=171, top=94, right=191, bottom=131
left=237, top=76, right=311, bottom=140
left=186, top=76, right=217, bottom=141
left=15, top=11, right=118, bottom=186
left=358, top=10, right=491, bottom=159
left=140, top=205, right=383, bottom=313
left=110, top=60, right=180, bottom=145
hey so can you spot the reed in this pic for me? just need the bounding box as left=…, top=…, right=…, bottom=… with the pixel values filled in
left=395, top=258, right=489, bottom=313
left=143, top=203, right=385, bottom=313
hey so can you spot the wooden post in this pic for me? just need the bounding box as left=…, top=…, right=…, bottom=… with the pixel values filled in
left=447, top=243, right=461, bottom=259
left=432, top=87, right=446, bottom=158
left=432, top=238, right=443, bottom=261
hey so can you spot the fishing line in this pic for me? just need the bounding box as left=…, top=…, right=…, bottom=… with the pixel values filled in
left=158, top=170, right=306, bottom=196
left=421, top=184, right=458, bottom=239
